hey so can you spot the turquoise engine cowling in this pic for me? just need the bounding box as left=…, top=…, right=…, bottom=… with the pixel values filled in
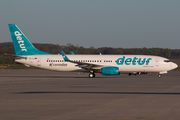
left=101, top=67, right=120, bottom=75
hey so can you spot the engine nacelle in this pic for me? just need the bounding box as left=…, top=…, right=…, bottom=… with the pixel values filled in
left=101, top=67, right=120, bottom=75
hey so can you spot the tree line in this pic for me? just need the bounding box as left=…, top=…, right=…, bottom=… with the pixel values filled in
left=0, top=42, right=180, bottom=65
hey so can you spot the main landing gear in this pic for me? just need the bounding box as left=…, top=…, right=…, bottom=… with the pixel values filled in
left=89, top=71, right=95, bottom=78
left=129, top=73, right=137, bottom=76
left=89, top=73, right=95, bottom=78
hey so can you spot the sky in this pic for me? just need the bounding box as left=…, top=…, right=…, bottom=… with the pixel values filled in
left=0, top=0, right=180, bottom=49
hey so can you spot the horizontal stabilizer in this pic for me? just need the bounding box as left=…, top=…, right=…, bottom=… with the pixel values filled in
left=4, top=53, right=27, bottom=59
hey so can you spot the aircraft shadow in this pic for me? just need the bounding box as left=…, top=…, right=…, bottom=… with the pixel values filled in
left=0, top=76, right=128, bottom=78
left=14, top=91, right=180, bottom=95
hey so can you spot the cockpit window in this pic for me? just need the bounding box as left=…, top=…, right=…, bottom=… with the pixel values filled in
left=164, top=60, right=170, bottom=63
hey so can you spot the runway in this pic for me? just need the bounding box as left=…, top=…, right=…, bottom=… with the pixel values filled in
left=0, top=69, right=180, bottom=120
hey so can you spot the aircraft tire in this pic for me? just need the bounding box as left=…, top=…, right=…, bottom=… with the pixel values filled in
left=93, top=73, right=95, bottom=78
left=158, top=74, right=161, bottom=78
left=89, top=73, right=95, bottom=78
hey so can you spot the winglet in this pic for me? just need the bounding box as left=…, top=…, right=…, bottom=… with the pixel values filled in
left=60, top=50, right=70, bottom=61
left=70, top=51, right=74, bottom=55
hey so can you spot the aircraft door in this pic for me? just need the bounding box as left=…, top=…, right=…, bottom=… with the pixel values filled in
left=155, top=58, right=159, bottom=66
left=37, top=58, right=41, bottom=66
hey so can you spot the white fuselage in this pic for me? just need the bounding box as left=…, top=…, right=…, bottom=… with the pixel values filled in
left=15, top=54, right=177, bottom=73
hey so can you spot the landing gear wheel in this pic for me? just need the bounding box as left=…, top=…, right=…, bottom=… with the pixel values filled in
left=89, top=73, right=95, bottom=78
left=158, top=74, right=161, bottom=78
left=93, top=73, right=95, bottom=78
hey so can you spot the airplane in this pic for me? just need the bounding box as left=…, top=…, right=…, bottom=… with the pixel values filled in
left=70, top=51, right=74, bottom=55
left=8, top=24, right=178, bottom=78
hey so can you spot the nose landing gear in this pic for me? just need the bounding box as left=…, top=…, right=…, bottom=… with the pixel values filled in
left=158, top=74, right=161, bottom=78
left=158, top=71, right=167, bottom=78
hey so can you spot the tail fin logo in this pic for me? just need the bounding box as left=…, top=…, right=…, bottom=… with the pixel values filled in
left=14, top=31, right=27, bottom=51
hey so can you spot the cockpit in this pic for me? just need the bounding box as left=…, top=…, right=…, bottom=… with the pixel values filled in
left=164, top=60, right=171, bottom=63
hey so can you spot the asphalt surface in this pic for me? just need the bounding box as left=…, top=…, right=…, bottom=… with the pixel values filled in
left=0, top=69, right=180, bottom=120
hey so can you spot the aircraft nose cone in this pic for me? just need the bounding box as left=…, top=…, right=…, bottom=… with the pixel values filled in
left=172, top=63, right=178, bottom=69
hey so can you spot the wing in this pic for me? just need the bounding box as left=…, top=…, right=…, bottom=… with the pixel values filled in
left=71, top=60, right=103, bottom=70
left=60, top=50, right=104, bottom=70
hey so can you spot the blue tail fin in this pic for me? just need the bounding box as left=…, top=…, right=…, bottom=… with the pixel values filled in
left=70, top=51, right=74, bottom=55
left=8, top=24, right=51, bottom=56
left=60, top=50, right=70, bottom=61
